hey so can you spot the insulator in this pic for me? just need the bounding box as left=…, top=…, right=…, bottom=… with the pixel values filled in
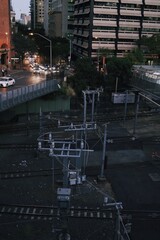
left=38, top=141, right=42, bottom=149
left=51, top=141, right=55, bottom=148
left=49, top=133, right=52, bottom=141
left=49, top=148, right=53, bottom=155
left=81, top=140, right=84, bottom=149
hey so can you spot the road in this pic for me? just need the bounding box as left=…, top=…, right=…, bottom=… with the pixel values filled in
left=0, top=68, right=46, bottom=93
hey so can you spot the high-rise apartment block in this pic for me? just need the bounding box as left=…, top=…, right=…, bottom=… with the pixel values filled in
left=31, top=0, right=74, bottom=38
left=73, top=0, right=160, bottom=59
left=29, top=0, right=160, bottom=59
left=30, top=0, right=45, bottom=30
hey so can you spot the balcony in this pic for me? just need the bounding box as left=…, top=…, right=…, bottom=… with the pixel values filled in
left=143, top=21, right=160, bottom=29
left=117, top=42, right=136, bottom=50
left=145, top=0, right=160, bottom=6
left=93, top=31, right=116, bottom=39
left=120, top=8, right=141, bottom=17
left=118, top=32, right=139, bottom=39
left=119, top=20, right=140, bottom=28
left=144, top=10, right=160, bottom=18
left=93, top=19, right=117, bottom=27
left=121, top=0, right=143, bottom=3
left=94, top=7, right=117, bottom=15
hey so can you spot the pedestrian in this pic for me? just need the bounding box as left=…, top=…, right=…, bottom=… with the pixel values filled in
left=2, top=68, right=5, bottom=76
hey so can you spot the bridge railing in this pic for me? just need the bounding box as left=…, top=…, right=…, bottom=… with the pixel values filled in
left=0, top=79, right=59, bottom=112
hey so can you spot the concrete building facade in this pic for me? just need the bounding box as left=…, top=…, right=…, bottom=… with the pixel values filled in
left=44, top=0, right=53, bottom=36
left=30, top=0, right=74, bottom=38
left=30, top=0, right=44, bottom=30
left=73, top=0, right=160, bottom=60
left=51, top=0, right=74, bottom=38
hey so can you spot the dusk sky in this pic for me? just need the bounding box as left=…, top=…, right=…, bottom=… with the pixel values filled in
left=12, top=0, right=30, bottom=19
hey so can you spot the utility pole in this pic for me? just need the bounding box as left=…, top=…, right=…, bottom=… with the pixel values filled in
left=29, top=33, right=52, bottom=67
left=82, top=88, right=103, bottom=124
left=123, top=90, right=128, bottom=126
left=98, top=123, right=108, bottom=181
left=133, top=93, right=140, bottom=135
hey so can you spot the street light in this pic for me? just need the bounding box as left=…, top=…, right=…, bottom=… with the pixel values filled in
left=29, top=33, right=52, bottom=68
left=66, top=36, right=72, bottom=67
left=66, top=34, right=72, bottom=66
left=69, top=38, right=72, bottom=66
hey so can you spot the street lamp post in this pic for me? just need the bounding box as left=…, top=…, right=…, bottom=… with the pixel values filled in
left=30, top=33, right=52, bottom=68
left=69, top=38, right=72, bottom=66
left=66, top=37, right=72, bottom=67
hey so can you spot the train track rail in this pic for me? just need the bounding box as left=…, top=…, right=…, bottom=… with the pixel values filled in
left=0, top=167, right=101, bottom=180
left=0, top=204, right=159, bottom=221
left=0, top=143, right=37, bottom=150
left=0, top=135, right=159, bottom=151
left=0, top=169, right=53, bottom=180
left=0, top=204, right=114, bottom=221
left=0, top=110, right=158, bottom=134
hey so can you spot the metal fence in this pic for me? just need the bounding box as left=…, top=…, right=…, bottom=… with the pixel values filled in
left=131, top=65, right=160, bottom=97
left=0, top=79, right=59, bottom=112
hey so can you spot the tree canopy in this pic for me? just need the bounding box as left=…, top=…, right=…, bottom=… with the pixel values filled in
left=12, top=33, right=38, bottom=58
left=106, top=57, right=132, bottom=89
left=137, top=34, right=160, bottom=63
left=67, top=57, right=102, bottom=96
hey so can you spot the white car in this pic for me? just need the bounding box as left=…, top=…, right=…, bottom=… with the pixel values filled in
left=32, top=66, right=41, bottom=74
left=0, top=76, right=15, bottom=87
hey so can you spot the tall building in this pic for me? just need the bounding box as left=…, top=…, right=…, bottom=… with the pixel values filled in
left=0, top=0, right=11, bottom=67
left=44, top=0, right=53, bottom=36
left=73, top=0, right=160, bottom=60
left=30, top=0, right=44, bottom=30
left=50, top=0, right=74, bottom=37
left=30, top=0, right=74, bottom=38
left=20, top=14, right=31, bottom=26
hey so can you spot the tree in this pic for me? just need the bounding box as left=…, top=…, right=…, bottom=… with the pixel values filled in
left=137, top=34, right=160, bottom=63
left=106, top=57, right=132, bottom=89
left=12, top=23, right=38, bottom=59
left=12, top=33, right=38, bottom=58
left=126, top=48, right=145, bottom=64
left=67, top=57, right=102, bottom=96
left=52, top=37, right=70, bottom=64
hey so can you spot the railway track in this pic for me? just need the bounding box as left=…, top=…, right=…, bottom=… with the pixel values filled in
left=0, top=169, right=53, bottom=180
left=0, top=167, right=101, bottom=180
left=0, top=143, right=37, bottom=150
left=0, top=203, right=159, bottom=221
left=0, top=110, right=158, bottom=134
left=0, top=135, right=159, bottom=151
left=122, top=209, right=160, bottom=221
left=0, top=204, right=114, bottom=221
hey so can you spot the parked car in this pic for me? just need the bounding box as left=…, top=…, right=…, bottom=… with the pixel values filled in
left=0, top=76, right=15, bottom=87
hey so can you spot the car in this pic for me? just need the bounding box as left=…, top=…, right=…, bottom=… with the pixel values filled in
left=0, top=76, right=15, bottom=87
left=32, top=66, right=41, bottom=74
